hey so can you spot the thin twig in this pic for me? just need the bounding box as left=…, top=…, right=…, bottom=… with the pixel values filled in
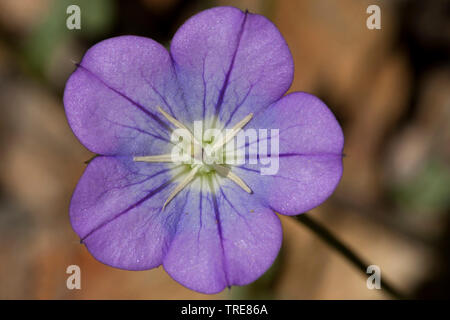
left=295, top=213, right=408, bottom=299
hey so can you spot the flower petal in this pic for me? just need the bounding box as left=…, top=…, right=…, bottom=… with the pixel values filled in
left=170, top=6, right=293, bottom=127
left=70, top=156, right=190, bottom=270
left=163, top=178, right=282, bottom=294
left=64, top=36, right=187, bottom=156
left=235, top=92, right=344, bottom=215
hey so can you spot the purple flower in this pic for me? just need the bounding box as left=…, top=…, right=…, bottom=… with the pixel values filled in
left=64, top=6, right=343, bottom=294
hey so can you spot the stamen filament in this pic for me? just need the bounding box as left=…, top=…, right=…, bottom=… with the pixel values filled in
left=135, top=110, right=255, bottom=206
left=133, top=154, right=174, bottom=163
left=163, top=166, right=200, bottom=209
left=158, top=106, right=191, bottom=132
left=213, top=164, right=252, bottom=193
left=158, top=106, right=203, bottom=156
left=211, top=113, right=253, bottom=152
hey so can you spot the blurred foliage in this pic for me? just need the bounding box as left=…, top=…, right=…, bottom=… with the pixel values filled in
left=392, top=159, right=450, bottom=212
left=24, top=0, right=116, bottom=75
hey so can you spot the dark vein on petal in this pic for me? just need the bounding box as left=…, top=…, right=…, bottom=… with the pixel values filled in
left=168, top=54, right=192, bottom=119
left=223, top=82, right=255, bottom=128
left=91, top=168, right=167, bottom=207
left=208, top=178, right=230, bottom=288
left=201, top=56, right=207, bottom=129
left=76, top=63, right=170, bottom=132
left=237, top=137, right=266, bottom=151
left=165, top=189, right=191, bottom=256
left=235, top=165, right=329, bottom=184
left=235, top=166, right=259, bottom=174
left=141, top=73, right=176, bottom=117
left=218, top=187, right=258, bottom=241
left=277, top=152, right=344, bottom=158
left=80, top=170, right=185, bottom=243
left=235, top=166, right=303, bottom=183
left=232, top=149, right=344, bottom=162
left=233, top=151, right=343, bottom=165
left=197, top=178, right=204, bottom=245
left=104, top=117, right=171, bottom=143
left=213, top=10, right=249, bottom=120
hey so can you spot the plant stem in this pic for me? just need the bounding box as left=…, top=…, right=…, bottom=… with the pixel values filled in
left=295, top=213, right=408, bottom=299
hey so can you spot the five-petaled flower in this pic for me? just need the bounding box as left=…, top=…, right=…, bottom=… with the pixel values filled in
left=64, top=6, right=344, bottom=294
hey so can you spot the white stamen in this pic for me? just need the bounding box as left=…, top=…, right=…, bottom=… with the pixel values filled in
left=134, top=110, right=255, bottom=206
left=158, top=106, right=203, bottom=154
left=211, top=113, right=253, bottom=152
left=158, top=106, right=191, bottom=132
left=163, top=166, right=199, bottom=209
left=213, top=164, right=252, bottom=193
left=133, top=154, right=174, bottom=163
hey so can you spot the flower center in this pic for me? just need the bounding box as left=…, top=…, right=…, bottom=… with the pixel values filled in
left=133, top=107, right=253, bottom=208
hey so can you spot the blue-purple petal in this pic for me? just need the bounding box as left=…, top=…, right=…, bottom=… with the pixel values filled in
left=64, top=36, right=187, bottom=156
left=235, top=92, right=344, bottom=215
left=170, top=7, right=293, bottom=128
left=163, top=178, right=282, bottom=293
left=70, top=156, right=189, bottom=270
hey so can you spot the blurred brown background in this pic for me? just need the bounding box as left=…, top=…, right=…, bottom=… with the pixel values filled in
left=0, top=0, right=449, bottom=299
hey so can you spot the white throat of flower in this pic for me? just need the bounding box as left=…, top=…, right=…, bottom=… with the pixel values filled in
left=134, top=107, right=253, bottom=209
